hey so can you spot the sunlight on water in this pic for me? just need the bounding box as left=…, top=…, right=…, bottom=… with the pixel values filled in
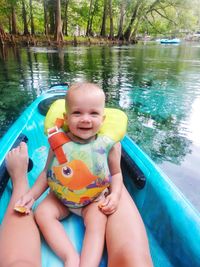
left=187, top=98, right=200, bottom=146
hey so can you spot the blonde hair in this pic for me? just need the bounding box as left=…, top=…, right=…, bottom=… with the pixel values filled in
left=65, top=82, right=105, bottom=110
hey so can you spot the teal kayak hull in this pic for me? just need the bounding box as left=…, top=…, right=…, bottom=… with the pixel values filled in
left=160, top=38, right=181, bottom=44
left=0, top=85, right=200, bottom=267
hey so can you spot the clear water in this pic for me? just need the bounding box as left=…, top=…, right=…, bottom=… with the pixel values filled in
left=0, top=42, right=200, bottom=211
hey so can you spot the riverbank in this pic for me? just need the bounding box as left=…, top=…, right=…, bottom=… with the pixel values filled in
left=0, top=33, right=135, bottom=47
left=1, top=34, right=199, bottom=49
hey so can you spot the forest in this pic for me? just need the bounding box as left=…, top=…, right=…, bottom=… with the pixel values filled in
left=0, top=0, right=200, bottom=45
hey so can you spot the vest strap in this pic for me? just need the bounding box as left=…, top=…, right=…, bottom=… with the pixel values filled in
left=48, top=129, right=70, bottom=164
left=55, top=118, right=65, bottom=128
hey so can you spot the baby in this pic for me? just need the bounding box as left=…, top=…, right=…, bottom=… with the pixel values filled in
left=16, top=82, right=123, bottom=267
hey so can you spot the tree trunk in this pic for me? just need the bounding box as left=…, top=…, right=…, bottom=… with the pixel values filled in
left=43, top=0, right=48, bottom=35
left=100, top=0, right=108, bottom=37
left=30, top=0, right=35, bottom=35
left=123, top=1, right=142, bottom=41
left=63, top=0, right=69, bottom=36
left=8, top=16, right=12, bottom=34
left=90, top=0, right=98, bottom=35
left=11, top=6, right=17, bottom=34
left=54, top=0, right=64, bottom=43
left=108, top=0, right=113, bottom=39
left=117, top=0, right=125, bottom=39
left=87, top=0, right=98, bottom=36
left=49, top=3, right=55, bottom=35
left=86, top=0, right=93, bottom=36
left=22, top=0, right=29, bottom=35
left=131, top=17, right=141, bottom=43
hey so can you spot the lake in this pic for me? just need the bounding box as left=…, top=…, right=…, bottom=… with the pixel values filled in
left=0, top=42, right=200, bottom=211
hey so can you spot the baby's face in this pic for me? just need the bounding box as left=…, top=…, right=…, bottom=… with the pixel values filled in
left=66, top=89, right=105, bottom=142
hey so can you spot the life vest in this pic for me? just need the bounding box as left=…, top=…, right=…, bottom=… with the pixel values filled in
left=48, top=130, right=115, bottom=208
left=45, top=99, right=128, bottom=208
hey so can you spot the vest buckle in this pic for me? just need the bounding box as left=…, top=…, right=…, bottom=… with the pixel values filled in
left=47, top=126, right=59, bottom=137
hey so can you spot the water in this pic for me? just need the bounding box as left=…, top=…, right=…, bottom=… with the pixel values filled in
left=0, top=42, right=200, bottom=211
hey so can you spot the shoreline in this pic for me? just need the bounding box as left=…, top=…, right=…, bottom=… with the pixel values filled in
left=1, top=34, right=199, bottom=49
left=0, top=34, right=137, bottom=48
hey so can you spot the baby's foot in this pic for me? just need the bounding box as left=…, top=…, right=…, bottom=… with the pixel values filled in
left=6, top=142, right=29, bottom=182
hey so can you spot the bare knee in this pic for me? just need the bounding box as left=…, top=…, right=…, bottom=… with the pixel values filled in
left=84, top=210, right=107, bottom=232
left=34, top=204, right=53, bottom=227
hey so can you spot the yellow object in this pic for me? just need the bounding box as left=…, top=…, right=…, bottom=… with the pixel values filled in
left=14, top=206, right=27, bottom=214
left=48, top=181, right=107, bottom=206
left=44, top=99, right=128, bottom=142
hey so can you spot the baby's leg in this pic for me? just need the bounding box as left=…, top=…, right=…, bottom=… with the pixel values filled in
left=80, top=201, right=107, bottom=267
left=35, top=192, right=79, bottom=267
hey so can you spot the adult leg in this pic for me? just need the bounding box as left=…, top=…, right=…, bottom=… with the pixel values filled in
left=106, top=186, right=153, bottom=267
left=34, top=192, right=79, bottom=267
left=0, top=142, right=41, bottom=267
left=80, top=202, right=107, bottom=267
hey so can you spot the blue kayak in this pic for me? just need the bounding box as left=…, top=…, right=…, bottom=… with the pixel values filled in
left=160, top=38, right=181, bottom=44
left=0, top=84, right=200, bottom=267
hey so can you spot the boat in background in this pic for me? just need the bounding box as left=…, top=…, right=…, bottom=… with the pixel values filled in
left=0, top=84, right=200, bottom=267
left=160, top=38, right=181, bottom=44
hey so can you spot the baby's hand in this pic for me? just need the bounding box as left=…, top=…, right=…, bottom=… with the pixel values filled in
left=14, top=192, right=35, bottom=214
left=98, top=193, right=120, bottom=215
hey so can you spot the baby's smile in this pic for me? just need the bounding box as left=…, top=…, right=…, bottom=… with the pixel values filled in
left=78, top=127, right=92, bottom=130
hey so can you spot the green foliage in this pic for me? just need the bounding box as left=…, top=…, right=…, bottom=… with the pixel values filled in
left=0, top=0, right=199, bottom=38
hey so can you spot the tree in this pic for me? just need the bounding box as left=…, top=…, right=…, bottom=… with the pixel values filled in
left=0, top=0, right=199, bottom=42
left=21, top=0, right=29, bottom=35
left=86, top=0, right=93, bottom=36
left=63, top=0, right=69, bottom=36
left=43, top=0, right=48, bottom=35
left=123, top=0, right=144, bottom=41
left=100, top=0, right=108, bottom=37
left=11, top=5, right=17, bottom=34
left=49, top=1, right=55, bottom=35
left=29, top=0, right=35, bottom=35
left=54, top=0, right=63, bottom=43
left=117, top=0, right=126, bottom=39
left=108, top=0, right=113, bottom=39
left=85, top=0, right=98, bottom=36
left=6, top=0, right=18, bottom=34
left=121, top=0, right=185, bottom=41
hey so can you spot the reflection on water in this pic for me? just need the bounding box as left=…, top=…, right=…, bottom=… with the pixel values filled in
left=187, top=98, right=200, bottom=146
left=0, top=43, right=200, bottom=210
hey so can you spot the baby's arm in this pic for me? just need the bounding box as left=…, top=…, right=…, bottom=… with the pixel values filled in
left=15, top=149, right=54, bottom=213
left=99, top=142, right=123, bottom=215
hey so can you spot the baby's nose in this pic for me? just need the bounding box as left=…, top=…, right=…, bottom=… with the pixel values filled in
left=81, top=115, right=91, bottom=122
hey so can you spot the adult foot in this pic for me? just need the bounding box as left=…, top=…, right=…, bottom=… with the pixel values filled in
left=6, top=142, right=29, bottom=184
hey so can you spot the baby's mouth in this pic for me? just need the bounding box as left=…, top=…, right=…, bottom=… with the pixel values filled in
left=78, top=127, right=92, bottom=131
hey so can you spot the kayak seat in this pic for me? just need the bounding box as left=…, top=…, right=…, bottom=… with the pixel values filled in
left=121, top=148, right=146, bottom=189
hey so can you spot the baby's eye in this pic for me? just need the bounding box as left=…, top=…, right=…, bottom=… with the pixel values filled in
left=91, top=112, right=99, bottom=116
left=72, top=111, right=81, bottom=115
